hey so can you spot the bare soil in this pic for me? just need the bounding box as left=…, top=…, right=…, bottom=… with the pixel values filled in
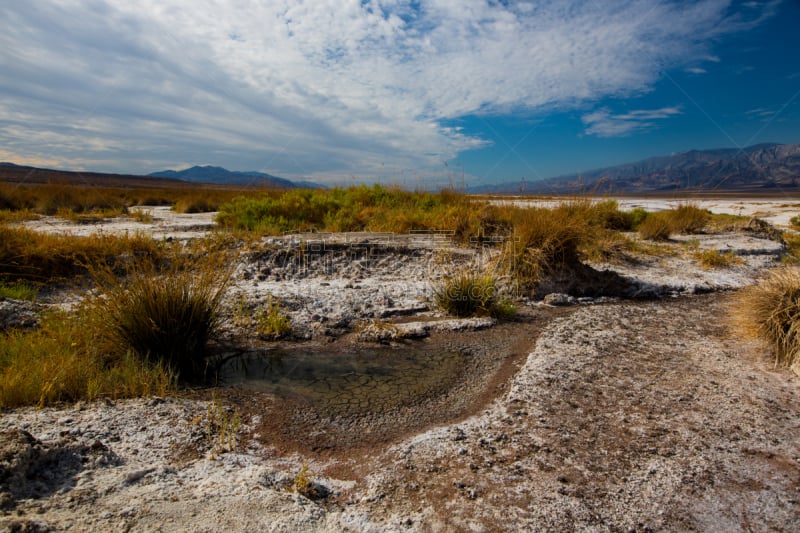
left=1, top=207, right=799, bottom=531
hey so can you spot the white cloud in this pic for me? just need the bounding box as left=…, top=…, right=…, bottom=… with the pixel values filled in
left=0, top=0, right=776, bottom=181
left=582, top=107, right=683, bottom=137
left=685, top=67, right=708, bottom=74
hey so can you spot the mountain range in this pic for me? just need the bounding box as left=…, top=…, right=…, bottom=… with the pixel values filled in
left=469, top=143, right=800, bottom=195
left=148, top=165, right=322, bottom=188
left=0, top=163, right=322, bottom=190
left=3, top=144, right=800, bottom=194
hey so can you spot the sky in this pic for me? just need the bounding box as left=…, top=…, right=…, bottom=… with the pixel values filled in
left=2, top=0, right=799, bottom=188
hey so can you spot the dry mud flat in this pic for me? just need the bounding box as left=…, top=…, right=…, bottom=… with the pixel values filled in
left=1, top=207, right=800, bottom=531
left=1, top=296, right=799, bottom=532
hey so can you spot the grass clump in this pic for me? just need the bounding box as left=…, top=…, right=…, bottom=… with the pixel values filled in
left=669, top=203, right=710, bottom=234
left=731, top=268, right=800, bottom=368
left=87, top=249, right=232, bottom=380
left=694, top=249, right=744, bottom=269
left=0, top=281, right=37, bottom=301
left=0, top=224, right=163, bottom=282
left=256, top=296, right=292, bottom=339
left=637, top=212, right=674, bottom=240
left=205, top=394, right=242, bottom=455
left=434, top=271, right=514, bottom=318
left=637, top=203, right=711, bottom=241
left=0, top=310, right=175, bottom=408
left=495, top=202, right=589, bottom=288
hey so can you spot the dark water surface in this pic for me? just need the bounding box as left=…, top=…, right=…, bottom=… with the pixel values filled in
left=215, top=348, right=466, bottom=415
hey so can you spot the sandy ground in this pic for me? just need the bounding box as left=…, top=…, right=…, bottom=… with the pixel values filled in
left=2, top=202, right=799, bottom=531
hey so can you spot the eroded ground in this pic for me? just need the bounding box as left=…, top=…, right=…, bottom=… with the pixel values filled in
left=2, top=200, right=800, bottom=531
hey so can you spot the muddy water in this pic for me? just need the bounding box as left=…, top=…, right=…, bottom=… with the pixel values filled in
left=216, top=348, right=466, bottom=416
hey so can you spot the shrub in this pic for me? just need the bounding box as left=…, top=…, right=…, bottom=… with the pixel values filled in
left=669, top=203, right=710, bottom=234
left=434, top=271, right=513, bottom=318
left=731, top=268, right=800, bottom=368
left=87, top=250, right=232, bottom=380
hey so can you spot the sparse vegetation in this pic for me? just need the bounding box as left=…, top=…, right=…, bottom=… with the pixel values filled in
left=0, top=224, right=164, bottom=282
left=0, top=309, right=175, bottom=408
left=434, top=271, right=514, bottom=318
left=694, top=249, right=744, bottom=269
left=731, top=268, right=800, bottom=368
left=205, top=393, right=242, bottom=455
left=289, top=464, right=327, bottom=500
left=130, top=208, right=154, bottom=223
left=256, top=295, right=292, bottom=339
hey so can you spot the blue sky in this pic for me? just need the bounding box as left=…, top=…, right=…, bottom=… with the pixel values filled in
left=2, top=0, right=799, bottom=187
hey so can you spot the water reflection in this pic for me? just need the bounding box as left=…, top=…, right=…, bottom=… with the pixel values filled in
left=214, top=348, right=466, bottom=415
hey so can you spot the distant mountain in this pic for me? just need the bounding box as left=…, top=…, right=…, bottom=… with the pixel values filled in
left=148, top=165, right=323, bottom=188
left=470, top=143, right=800, bottom=194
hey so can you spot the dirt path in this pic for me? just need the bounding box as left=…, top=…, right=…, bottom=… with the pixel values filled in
left=2, top=294, right=798, bottom=532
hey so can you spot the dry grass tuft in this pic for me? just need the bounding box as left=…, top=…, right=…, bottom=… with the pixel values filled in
left=694, top=249, right=744, bottom=269
left=86, top=246, right=233, bottom=380
left=0, top=224, right=164, bottom=282
left=494, top=203, right=589, bottom=288
left=0, top=309, right=175, bottom=408
left=433, top=271, right=514, bottom=318
left=730, top=268, right=800, bottom=368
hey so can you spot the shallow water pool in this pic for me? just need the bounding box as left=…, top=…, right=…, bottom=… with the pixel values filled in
left=214, top=348, right=466, bottom=415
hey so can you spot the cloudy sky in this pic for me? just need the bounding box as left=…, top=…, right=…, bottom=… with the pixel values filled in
left=2, top=0, right=799, bottom=187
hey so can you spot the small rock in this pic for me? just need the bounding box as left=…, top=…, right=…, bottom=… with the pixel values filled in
left=543, top=293, right=576, bottom=306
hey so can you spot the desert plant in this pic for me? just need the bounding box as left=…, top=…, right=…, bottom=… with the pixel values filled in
left=130, top=208, right=154, bottom=223
left=0, top=309, right=174, bottom=408
left=495, top=204, right=589, bottom=288
left=289, top=464, right=328, bottom=499
left=637, top=212, right=673, bottom=241
left=205, top=393, right=242, bottom=455
left=433, top=271, right=514, bottom=318
left=256, top=295, right=292, bottom=339
left=694, top=249, right=744, bottom=269
left=669, top=203, right=710, bottom=234
left=87, top=248, right=232, bottom=380
left=730, top=268, right=800, bottom=368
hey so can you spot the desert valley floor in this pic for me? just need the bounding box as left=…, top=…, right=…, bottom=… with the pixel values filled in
left=1, top=197, right=799, bottom=532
